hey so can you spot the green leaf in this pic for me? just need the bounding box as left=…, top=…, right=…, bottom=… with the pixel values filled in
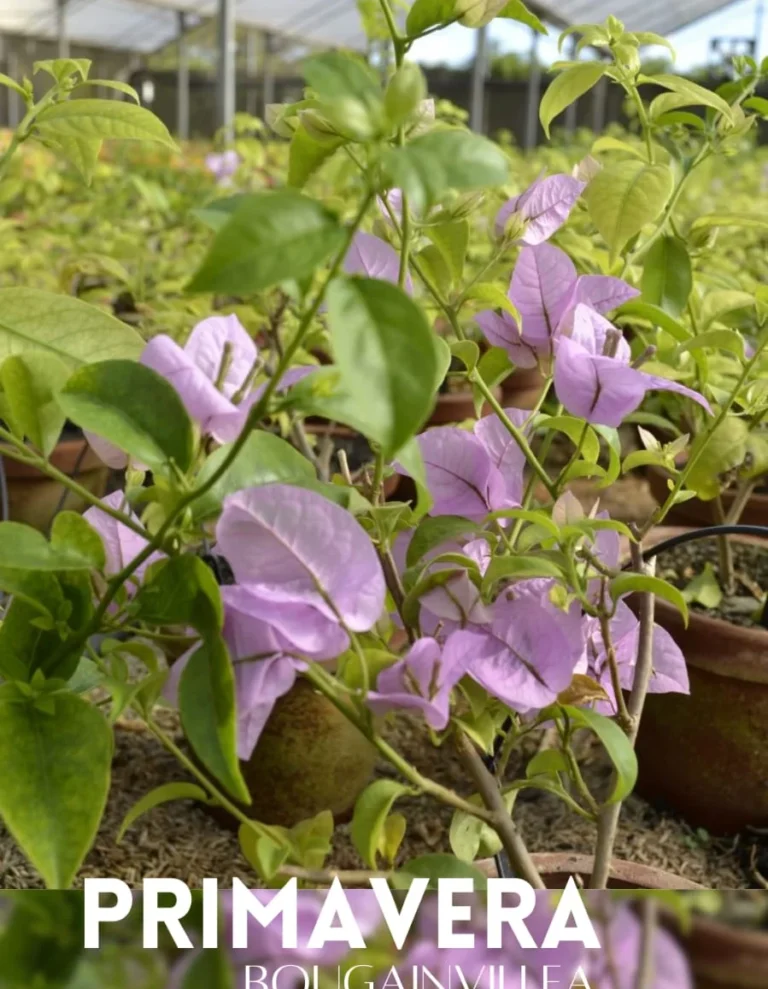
left=685, top=417, right=749, bottom=501
left=682, top=562, right=723, bottom=610
left=396, top=435, right=433, bottom=520
left=610, top=572, right=689, bottom=625
left=44, top=135, right=102, bottom=184
left=327, top=276, right=439, bottom=456
left=585, top=161, right=674, bottom=259
left=180, top=632, right=250, bottom=804
left=462, top=282, right=521, bottom=322
left=691, top=211, right=768, bottom=232
left=395, top=853, right=488, bottom=890
left=117, top=783, right=210, bottom=842
left=239, top=825, right=291, bottom=883
left=482, top=554, right=564, bottom=592
left=673, top=330, right=745, bottom=360
left=540, top=63, right=606, bottom=138
left=0, top=289, right=143, bottom=368
left=288, top=125, right=343, bottom=188
left=383, top=130, right=509, bottom=213
left=290, top=809, right=335, bottom=870
left=498, top=0, right=546, bottom=32
left=537, top=415, right=600, bottom=462
left=74, top=79, right=140, bottom=102
left=406, top=0, right=455, bottom=37
left=35, top=58, right=91, bottom=82
left=0, top=72, right=30, bottom=101
left=181, top=949, right=234, bottom=989
left=427, top=219, right=469, bottom=285
left=641, top=235, right=692, bottom=318
left=407, top=516, right=482, bottom=568
left=641, top=73, right=733, bottom=121
left=745, top=96, right=768, bottom=117
left=560, top=705, right=637, bottom=805
left=58, top=360, right=195, bottom=474
left=615, top=299, right=690, bottom=343
left=51, top=512, right=106, bottom=570
left=472, top=345, right=513, bottom=416
left=36, top=99, right=177, bottom=148
left=192, top=431, right=315, bottom=521
left=193, top=194, right=247, bottom=232
left=188, top=190, right=345, bottom=296
left=450, top=340, right=480, bottom=372
left=0, top=684, right=111, bottom=888
left=455, top=0, right=510, bottom=28
left=303, top=50, right=380, bottom=103
left=0, top=352, right=68, bottom=457
left=351, top=779, right=410, bottom=869
left=699, top=290, right=754, bottom=329
left=0, top=516, right=103, bottom=571
left=133, top=556, right=224, bottom=633
left=450, top=790, right=516, bottom=862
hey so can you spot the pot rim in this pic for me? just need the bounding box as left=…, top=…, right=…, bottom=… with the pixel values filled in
left=477, top=852, right=704, bottom=889
left=639, top=526, right=768, bottom=683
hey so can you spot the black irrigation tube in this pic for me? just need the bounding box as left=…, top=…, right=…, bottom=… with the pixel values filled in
left=488, top=523, right=768, bottom=880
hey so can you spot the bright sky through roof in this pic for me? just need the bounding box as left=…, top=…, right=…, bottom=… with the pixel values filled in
left=409, top=0, right=766, bottom=71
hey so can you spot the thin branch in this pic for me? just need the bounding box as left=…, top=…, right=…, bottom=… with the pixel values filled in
left=455, top=732, right=545, bottom=889
left=591, top=544, right=657, bottom=889
left=634, top=898, right=658, bottom=989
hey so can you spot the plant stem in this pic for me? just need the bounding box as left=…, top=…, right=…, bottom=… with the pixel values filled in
left=634, top=898, right=658, bottom=989
left=590, top=544, right=656, bottom=889
left=469, top=372, right=557, bottom=498
left=303, top=661, right=497, bottom=823
left=50, top=192, right=376, bottom=668
left=712, top=495, right=736, bottom=594
left=598, top=583, right=633, bottom=733
left=146, top=719, right=292, bottom=851
left=455, top=732, right=545, bottom=888
left=0, top=430, right=147, bottom=538
left=645, top=333, right=768, bottom=536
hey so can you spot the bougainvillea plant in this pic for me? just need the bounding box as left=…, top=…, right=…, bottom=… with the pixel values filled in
left=0, top=4, right=766, bottom=944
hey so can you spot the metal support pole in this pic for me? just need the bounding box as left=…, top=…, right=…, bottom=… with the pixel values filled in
left=756, top=0, right=765, bottom=62
left=7, top=50, right=20, bottom=128
left=469, top=24, right=488, bottom=133
left=591, top=75, right=607, bottom=133
left=245, top=28, right=258, bottom=116
left=565, top=36, right=578, bottom=135
left=57, top=0, right=69, bottom=59
left=262, top=32, right=276, bottom=115
left=177, top=10, right=189, bottom=140
left=217, top=0, right=236, bottom=139
left=524, top=28, right=541, bottom=150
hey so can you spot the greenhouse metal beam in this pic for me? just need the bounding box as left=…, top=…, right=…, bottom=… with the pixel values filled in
left=469, top=24, right=487, bottom=132
left=217, top=0, right=235, bottom=138
left=524, top=27, right=542, bottom=149
left=57, top=0, right=68, bottom=58
left=177, top=9, right=189, bottom=140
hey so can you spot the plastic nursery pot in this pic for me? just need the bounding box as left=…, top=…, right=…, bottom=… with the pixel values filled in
left=647, top=464, right=768, bottom=528
left=1, top=430, right=109, bottom=532
left=233, top=679, right=377, bottom=829
left=476, top=852, right=704, bottom=889
left=632, top=526, right=768, bottom=833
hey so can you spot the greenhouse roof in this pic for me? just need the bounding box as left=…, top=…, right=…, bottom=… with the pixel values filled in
left=0, top=0, right=745, bottom=55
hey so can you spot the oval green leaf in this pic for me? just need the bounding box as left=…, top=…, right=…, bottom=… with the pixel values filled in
left=58, top=359, right=195, bottom=474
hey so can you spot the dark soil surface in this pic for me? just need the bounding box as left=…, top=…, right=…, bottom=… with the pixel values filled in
left=656, top=539, right=767, bottom=629
left=0, top=710, right=753, bottom=890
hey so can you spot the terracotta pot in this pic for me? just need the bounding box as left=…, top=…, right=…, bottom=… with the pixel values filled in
left=500, top=367, right=547, bottom=411
left=2, top=435, right=109, bottom=532
left=237, top=679, right=377, bottom=828
left=647, top=464, right=768, bottom=528
left=481, top=854, right=768, bottom=987
left=633, top=527, right=768, bottom=832
left=683, top=914, right=768, bottom=988
left=477, top=852, right=703, bottom=889
left=428, top=387, right=502, bottom=425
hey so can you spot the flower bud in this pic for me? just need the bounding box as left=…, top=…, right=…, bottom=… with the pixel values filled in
left=299, top=109, right=344, bottom=144
left=385, top=62, right=427, bottom=128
